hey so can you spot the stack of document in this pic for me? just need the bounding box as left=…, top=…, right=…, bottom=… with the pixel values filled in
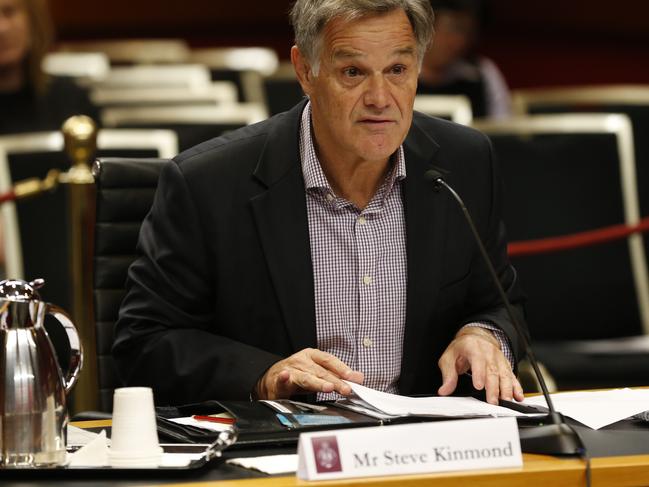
left=339, top=382, right=533, bottom=419
left=339, top=382, right=649, bottom=430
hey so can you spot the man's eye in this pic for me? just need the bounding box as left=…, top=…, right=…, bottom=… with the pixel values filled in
left=343, top=67, right=361, bottom=77
left=391, top=65, right=406, bottom=75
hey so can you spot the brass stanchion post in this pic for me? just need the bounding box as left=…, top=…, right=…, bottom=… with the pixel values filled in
left=61, top=116, right=98, bottom=413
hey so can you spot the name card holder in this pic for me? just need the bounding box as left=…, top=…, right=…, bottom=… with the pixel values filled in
left=297, top=416, right=522, bottom=481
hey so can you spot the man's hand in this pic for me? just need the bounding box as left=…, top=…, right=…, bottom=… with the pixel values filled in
left=437, top=327, right=524, bottom=405
left=255, top=348, right=364, bottom=400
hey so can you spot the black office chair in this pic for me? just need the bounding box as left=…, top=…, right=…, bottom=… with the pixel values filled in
left=474, top=114, right=649, bottom=390
left=258, top=61, right=304, bottom=116
left=92, top=157, right=169, bottom=412
left=513, top=86, right=649, bottom=268
left=0, top=130, right=177, bottom=312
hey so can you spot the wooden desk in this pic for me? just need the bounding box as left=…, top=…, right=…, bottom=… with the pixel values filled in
left=70, top=421, right=649, bottom=487
left=155, top=453, right=649, bottom=487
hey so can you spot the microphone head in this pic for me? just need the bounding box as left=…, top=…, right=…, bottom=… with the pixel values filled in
left=424, top=169, right=444, bottom=183
left=424, top=169, right=444, bottom=192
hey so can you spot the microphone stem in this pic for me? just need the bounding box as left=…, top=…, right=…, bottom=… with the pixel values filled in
left=436, top=178, right=558, bottom=415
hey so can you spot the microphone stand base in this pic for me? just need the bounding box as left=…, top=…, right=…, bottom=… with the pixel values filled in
left=519, top=416, right=583, bottom=456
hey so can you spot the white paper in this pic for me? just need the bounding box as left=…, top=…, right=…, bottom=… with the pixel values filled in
left=67, top=425, right=111, bottom=447
left=524, top=388, right=649, bottom=429
left=227, top=454, right=298, bottom=474
left=347, top=381, right=528, bottom=417
left=67, top=430, right=109, bottom=467
left=167, top=416, right=233, bottom=433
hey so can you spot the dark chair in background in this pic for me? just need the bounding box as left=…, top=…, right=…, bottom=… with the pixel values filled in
left=513, top=86, right=649, bottom=268
left=0, top=132, right=176, bottom=398
left=473, top=113, right=649, bottom=390
left=0, top=130, right=177, bottom=311
left=262, top=62, right=305, bottom=116
left=92, top=157, right=168, bottom=412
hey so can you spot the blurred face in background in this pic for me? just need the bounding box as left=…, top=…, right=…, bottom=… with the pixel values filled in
left=424, top=10, right=477, bottom=71
left=0, top=0, right=30, bottom=70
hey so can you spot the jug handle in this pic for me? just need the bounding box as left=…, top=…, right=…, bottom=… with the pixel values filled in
left=47, top=304, right=84, bottom=393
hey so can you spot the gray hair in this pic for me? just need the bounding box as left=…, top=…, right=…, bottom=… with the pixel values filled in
left=290, top=0, right=434, bottom=74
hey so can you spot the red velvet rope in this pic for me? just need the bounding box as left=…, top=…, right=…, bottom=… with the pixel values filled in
left=508, top=216, right=649, bottom=257
left=1, top=182, right=646, bottom=257
left=0, top=190, right=16, bottom=204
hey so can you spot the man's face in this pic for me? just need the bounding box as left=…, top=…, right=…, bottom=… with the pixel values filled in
left=0, top=0, right=30, bottom=70
left=295, top=9, right=419, bottom=166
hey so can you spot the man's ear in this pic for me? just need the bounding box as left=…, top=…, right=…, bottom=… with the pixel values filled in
left=291, top=45, right=314, bottom=97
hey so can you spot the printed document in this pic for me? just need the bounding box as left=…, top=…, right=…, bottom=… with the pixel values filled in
left=342, top=381, right=531, bottom=418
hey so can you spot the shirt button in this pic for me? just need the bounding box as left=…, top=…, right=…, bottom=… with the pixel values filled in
left=362, top=337, right=373, bottom=348
left=362, top=275, right=372, bottom=285
left=358, top=216, right=367, bottom=225
left=326, top=193, right=334, bottom=202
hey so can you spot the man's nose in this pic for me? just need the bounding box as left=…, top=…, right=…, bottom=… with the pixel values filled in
left=363, top=73, right=391, bottom=109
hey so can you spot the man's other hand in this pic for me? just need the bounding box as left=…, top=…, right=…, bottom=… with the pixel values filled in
left=437, top=327, right=524, bottom=405
left=254, top=348, right=364, bottom=400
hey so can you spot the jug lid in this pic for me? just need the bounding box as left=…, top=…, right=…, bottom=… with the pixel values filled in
left=0, top=279, right=44, bottom=302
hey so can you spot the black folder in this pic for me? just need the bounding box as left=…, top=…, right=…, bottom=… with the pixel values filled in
left=156, top=399, right=382, bottom=448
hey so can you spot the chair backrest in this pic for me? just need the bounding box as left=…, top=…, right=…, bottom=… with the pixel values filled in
left=93, top=157, right=168, bottom=411
left=0, top=129, right=178, bottom=307
left=190, top=47, right=279, bottom=76
left=95, top=64, right=211, bottom=90
left=42, top=52, right=110, bottom=81
left=190, top=47, right=279, bottom=104
left=58, top=39, right=190, bottom=65
left=472, top=113, right=649, bottom=341
left=262, top=62, right=305, bottom=116
left=90, top=82, right=238, bottom=107
left=414, top=95, right=473, bottom=125
left=101, top=103, right=268, bottom=152
left=512, top=85, right=649, bottom=245
left=512, top=85, right=649, bottom=116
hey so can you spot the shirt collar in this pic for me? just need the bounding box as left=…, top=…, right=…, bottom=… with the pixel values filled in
left=299, top=101, right=406, bottom=195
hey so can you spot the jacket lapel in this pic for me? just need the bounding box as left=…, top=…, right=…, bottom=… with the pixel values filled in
left=249, top=102, right=316, bottom=352
left=400, top=116, right=449, bottom=393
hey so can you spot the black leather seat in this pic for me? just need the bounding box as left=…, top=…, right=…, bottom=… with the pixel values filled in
left=476, top=115, right=649, bottom=391
left=92, top=157, right=169, bottom=411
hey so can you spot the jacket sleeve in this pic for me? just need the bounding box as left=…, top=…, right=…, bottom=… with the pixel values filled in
left=113, top=160, right=281, bottom=405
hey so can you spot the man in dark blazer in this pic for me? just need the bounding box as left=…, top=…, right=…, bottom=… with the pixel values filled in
left=114, top=0, right=527, bottom=407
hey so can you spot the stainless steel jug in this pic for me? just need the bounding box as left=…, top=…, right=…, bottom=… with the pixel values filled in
left=0, top=279, right=83, bottom=467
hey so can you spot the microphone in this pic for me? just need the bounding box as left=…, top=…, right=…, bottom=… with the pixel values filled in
left=425, top=168, right=583, bottom=456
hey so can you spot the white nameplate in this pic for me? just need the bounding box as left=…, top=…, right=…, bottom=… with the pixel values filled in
left=297, top=417, right=521, bottom=481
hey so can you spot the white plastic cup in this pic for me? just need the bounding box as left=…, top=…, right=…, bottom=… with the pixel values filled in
left=108, top=387, right=162, bottom=468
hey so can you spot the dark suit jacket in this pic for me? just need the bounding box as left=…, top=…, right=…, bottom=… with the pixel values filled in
left=114, top=101, right=527, bottom=406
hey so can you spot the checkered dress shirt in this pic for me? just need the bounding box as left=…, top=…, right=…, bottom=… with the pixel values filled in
left=298, top=103, right=512, bottom=399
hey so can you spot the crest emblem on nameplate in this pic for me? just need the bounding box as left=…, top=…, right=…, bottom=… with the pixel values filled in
left=311, top=436, right=342, bottom=473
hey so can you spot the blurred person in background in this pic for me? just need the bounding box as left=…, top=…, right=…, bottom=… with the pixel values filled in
left=418, top=0, right=511, bottom=119
left=0, top=0, right=98, bottom=134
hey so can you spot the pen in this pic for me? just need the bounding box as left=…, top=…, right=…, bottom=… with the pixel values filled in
left=192, top=415, right=236, bottom=425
